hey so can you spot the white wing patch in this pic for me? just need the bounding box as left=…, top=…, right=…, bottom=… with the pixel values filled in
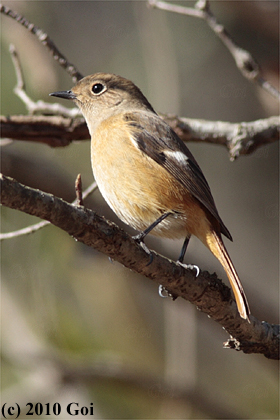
left=164, top=150, right=188, bottom=164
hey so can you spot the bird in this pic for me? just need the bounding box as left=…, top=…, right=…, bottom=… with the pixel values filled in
left=50, top=72, right=250, bottom=321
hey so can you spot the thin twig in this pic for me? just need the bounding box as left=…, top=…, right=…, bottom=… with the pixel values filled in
left=148, top=0, right=204, bottom=17
left=75, top=174, right=84, bottom=206
left=9, top=44, right=81, bottom=117
left=0, top=3, right=84, bottom=83
left=0, top=180, right=97, bottom=240
left=148, top=0, right=280, bottom=101
left=0, top=220, right=50, bottom=240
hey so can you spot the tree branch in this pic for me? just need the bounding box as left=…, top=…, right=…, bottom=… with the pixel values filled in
left=1, top=3, right=279, bottom=361
left=1, top=4, right=278, bottom=159
left=1, top=114, right=279, bottom=159
left=1, top=173, right=279, bottom=359
left=8, top=44, right=82, bottom=117
left=0, top=3, right=83, bottom=83
left=164, top=115, right=280, bottom=160
left=0, top=115, right=88, bottom=147
left=0, top=178, right=97, bottom=240
left=148, top=0, right=280, bottom=101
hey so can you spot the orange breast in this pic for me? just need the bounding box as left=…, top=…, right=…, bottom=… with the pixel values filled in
left=90, top=113, right=210, bottom=239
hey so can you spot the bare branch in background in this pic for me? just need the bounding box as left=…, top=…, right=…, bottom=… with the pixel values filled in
left=9, top=44, right=81, bottom=117
left=0, top=3, right=84, bottom=83
left=1, top=3, right=278, bottom=159
left=164, top=115, right=280, bottom=160
left=1, top=114, right=278, bottom=159
left=0, top=114, right=88, bottom=147
left=148, top=0, right=280, bottom=101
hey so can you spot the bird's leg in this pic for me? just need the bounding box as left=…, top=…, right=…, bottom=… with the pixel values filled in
left=177, top=236, right=200, bottom=277
left=178, top=236, right=190, bottom=263
left=133, top=211, right=172, bottom=242
left=160, top=235, right=200, bottom=300
left=133, top=212, right=172, bottom=265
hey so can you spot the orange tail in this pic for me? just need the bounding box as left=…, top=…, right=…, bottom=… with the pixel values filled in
left=205, top=230, right=250, bottom=321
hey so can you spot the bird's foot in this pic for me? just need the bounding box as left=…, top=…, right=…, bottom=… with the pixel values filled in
left=177, top=262, right=200, bottom=277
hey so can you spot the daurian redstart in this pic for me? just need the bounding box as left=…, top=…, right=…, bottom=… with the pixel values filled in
left=50, top=73, right=250, bottom=321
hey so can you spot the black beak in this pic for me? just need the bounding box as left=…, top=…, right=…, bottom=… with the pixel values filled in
left=49, top=90, right=76, bottom=100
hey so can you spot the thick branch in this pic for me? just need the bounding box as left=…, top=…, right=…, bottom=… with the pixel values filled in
left=164, top=115, right=280, bottom=159
left=0, top=115, right=88, bottom=147
left=1, top=174, right=279, bottom=359
left=1, top=114, right=279, bottom=159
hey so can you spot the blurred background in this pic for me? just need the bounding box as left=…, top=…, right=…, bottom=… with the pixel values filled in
left=1, top=1, right=279, bottom=418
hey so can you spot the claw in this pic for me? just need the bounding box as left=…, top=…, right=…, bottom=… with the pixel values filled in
left=177, top=261, right=200, bottom=277
left=133, top=236, right=153, bottom=266
left=146, top=252, right=153, bottom=266
left=159, top=285, right=170, bottom=298
left=158, top=285, right=178, bottom=300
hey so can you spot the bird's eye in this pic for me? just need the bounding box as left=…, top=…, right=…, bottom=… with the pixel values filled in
left=91, top=83, right=106, bottom=95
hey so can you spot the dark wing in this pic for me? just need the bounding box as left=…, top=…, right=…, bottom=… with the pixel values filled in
left=124, top=111, right=232, bottom=241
